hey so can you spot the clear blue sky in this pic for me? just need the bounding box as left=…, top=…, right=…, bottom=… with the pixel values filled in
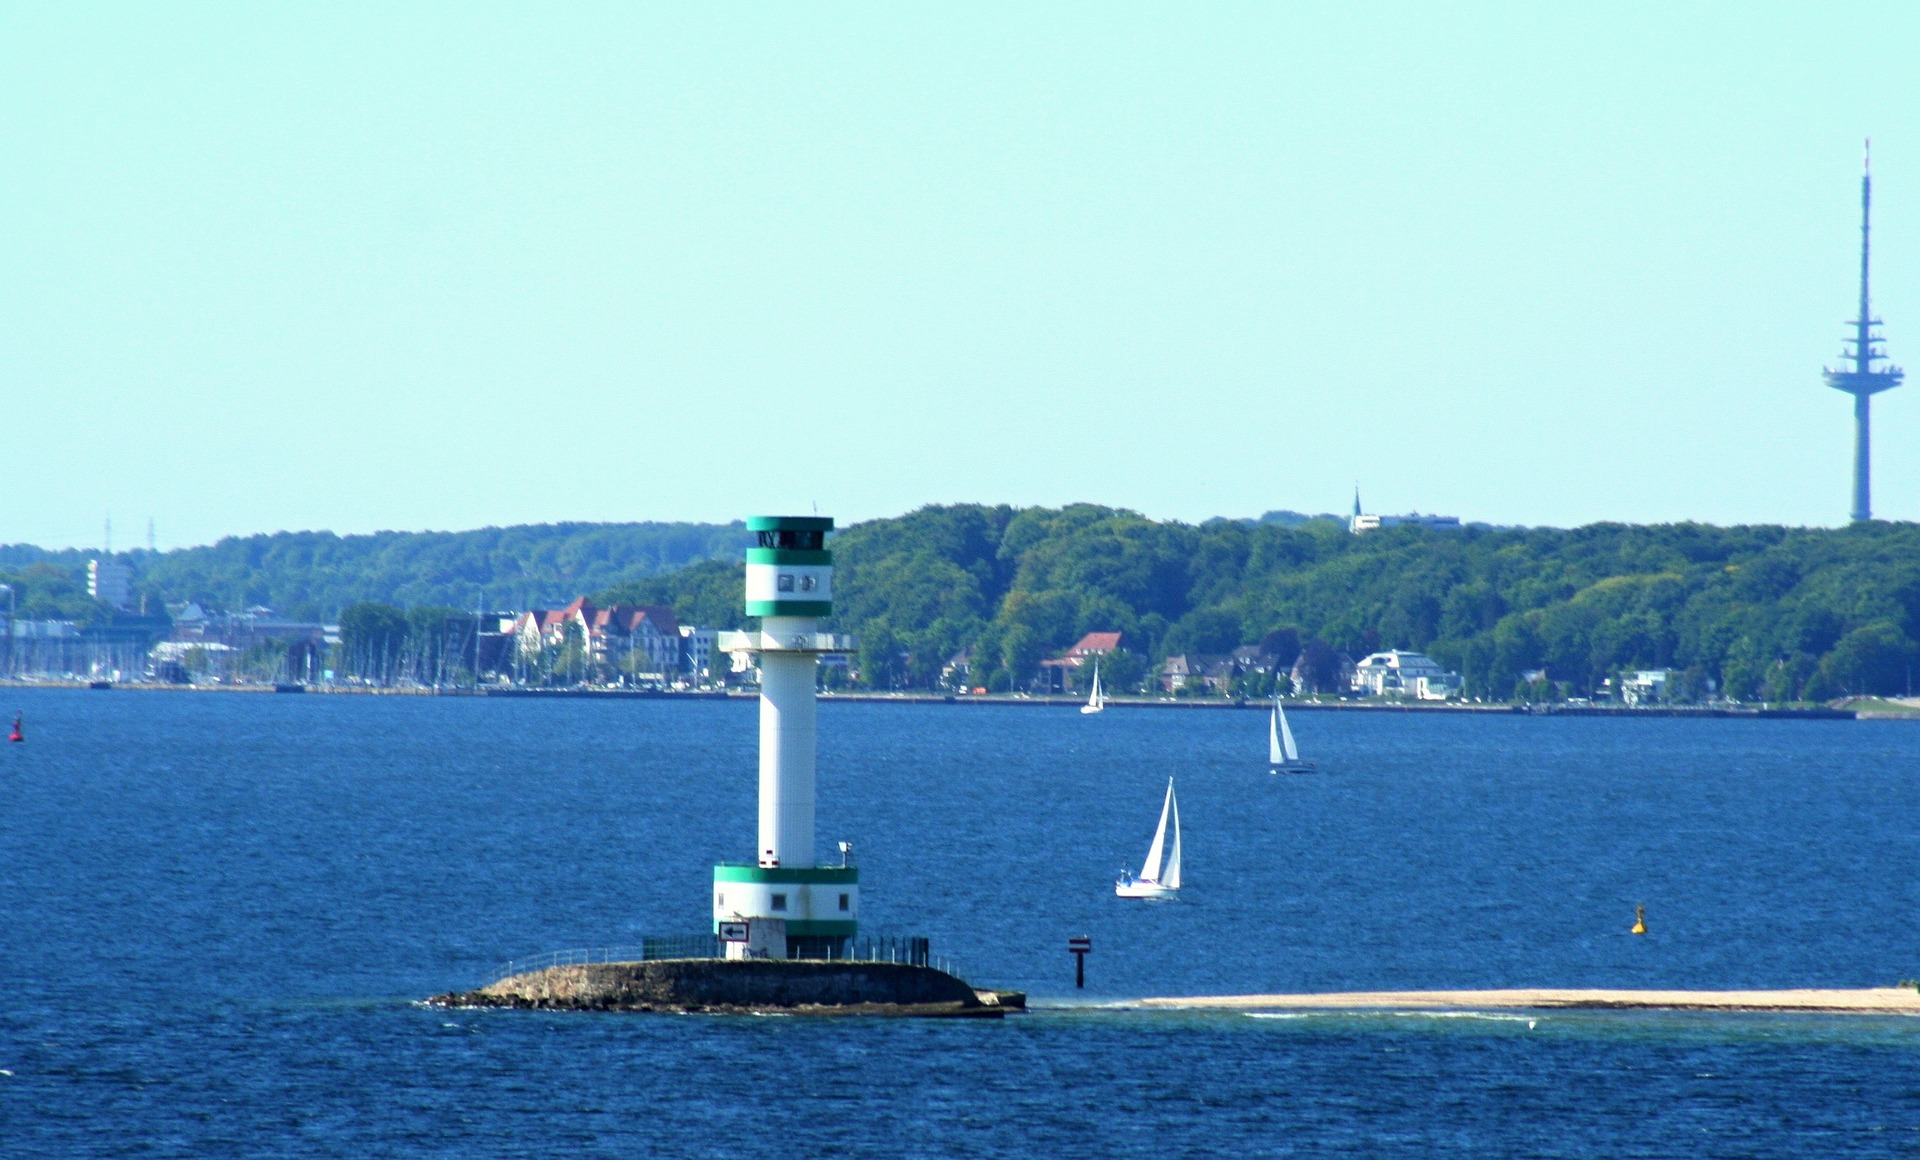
left=4, top=4, right=1918, bottom=548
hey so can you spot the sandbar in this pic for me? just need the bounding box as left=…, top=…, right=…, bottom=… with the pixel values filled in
left=1130, top=988, right=1920, bottom=1014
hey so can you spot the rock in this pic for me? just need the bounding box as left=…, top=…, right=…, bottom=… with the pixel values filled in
left=429, top=958, right=1002, bottom=1017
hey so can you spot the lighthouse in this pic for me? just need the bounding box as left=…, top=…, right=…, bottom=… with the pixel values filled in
left=712, top=516, right=858, bottom=960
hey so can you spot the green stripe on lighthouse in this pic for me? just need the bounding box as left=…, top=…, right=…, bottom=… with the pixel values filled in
left=746, top=516, right=834, bottom=532
left=747, top=548, right=832, bottom=566
left=747, top=600, right=833, bottom=617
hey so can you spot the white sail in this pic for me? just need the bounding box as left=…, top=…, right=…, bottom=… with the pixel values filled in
left=1162, top=783, right=1182, bottom=889
left=1278, top=701, right=1300, bottom=762
left=1140, top=778, right=1173, bottom=883
left=1081, top=663, right=1105, bottom=713
left=1269, top=704, right=1284, bottom=763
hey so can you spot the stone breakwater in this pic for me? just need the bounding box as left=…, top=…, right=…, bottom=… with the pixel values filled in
left=430, top=958, right=1011, bottom=1017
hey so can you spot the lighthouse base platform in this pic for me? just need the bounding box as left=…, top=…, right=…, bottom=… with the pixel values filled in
left=431, top=959, right=1005, bottom=1017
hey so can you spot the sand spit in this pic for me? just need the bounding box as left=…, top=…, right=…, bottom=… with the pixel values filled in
left=1130, top=988, right=1920, bottom=1014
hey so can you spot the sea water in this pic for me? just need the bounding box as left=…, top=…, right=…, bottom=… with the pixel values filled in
left=2, top=689, right=1918, bottom=1155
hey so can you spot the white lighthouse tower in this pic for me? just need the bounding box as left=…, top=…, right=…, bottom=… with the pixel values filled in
left=712, top=516, right=858, bottom=960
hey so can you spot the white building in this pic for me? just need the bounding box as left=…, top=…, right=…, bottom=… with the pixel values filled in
left=88, top=559, right=132, bottom=609
left=1621, top=670, right=1669, bottom=706
left=1352, top=650, right=1460, bottom=699
left=1347, top=488, right=1461, bottom=535
left=1350, top=512, right=1462, bottom=534
left=680, top=625, right=719, bottom=681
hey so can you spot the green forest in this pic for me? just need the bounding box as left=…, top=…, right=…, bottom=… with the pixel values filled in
left=603, top=505, right=1920, bottom=702
left=0, top=521, right=745, bottom=622
left=8, top=505, right=1920, bottom=701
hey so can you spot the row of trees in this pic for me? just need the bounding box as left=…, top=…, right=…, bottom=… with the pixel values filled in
left=16, top=505, right=1920, bottom=701
left=0, top=521, right=748, bottom=623
left=598, top=504, right=1920, bottom=702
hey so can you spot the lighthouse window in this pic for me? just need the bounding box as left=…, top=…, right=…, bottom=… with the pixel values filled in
left=770, top=893, right=788, bottom=911
left=777, top=574, right=795, bottom=592
left=716, top=893, right=724, bottom=908
left=800, top=576, right=817, bottom=592
left=838, top=893, right=850, bottom=911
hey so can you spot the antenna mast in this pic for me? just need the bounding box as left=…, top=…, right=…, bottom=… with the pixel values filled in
left=1824, top=140, right=1904, bottom=522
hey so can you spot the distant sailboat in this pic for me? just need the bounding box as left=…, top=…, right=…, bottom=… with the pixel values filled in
left=1080, top=663, right=1106, bottom=714
left=1269, top=698, right=1315, bottom=773
left=1116, top=778, right=1181, bottom=899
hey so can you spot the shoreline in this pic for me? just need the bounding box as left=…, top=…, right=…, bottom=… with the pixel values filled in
left=0, top=680, right=1880, bottom=719
left=1125, top=987, right=1920, bottom=1014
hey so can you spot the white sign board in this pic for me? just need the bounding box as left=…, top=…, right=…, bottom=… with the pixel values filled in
left=718, top=921, right=750, bottom=943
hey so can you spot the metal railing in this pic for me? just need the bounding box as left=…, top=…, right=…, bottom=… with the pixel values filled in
left=481, top=933, right=955, bottom=988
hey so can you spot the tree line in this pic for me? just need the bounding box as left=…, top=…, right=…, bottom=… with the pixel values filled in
left=0, top=521, right=746, bottom=622
left=600, top=504, right=1920, bottom=702
left=13, top=505, right=1920, bottom=702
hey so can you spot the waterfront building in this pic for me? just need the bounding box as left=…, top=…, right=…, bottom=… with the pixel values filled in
left=1352, top=650, right=1460, bottom=699
left=1160, top=653, right=1238, bottom=694
left=166, top=604, right=328, bottom=652
left=1064, top=632, right=1124, bottom=663
left=1036, top=630, right=1126, bottom=692
left=1290, top=648, right=1357, bottom=695
left=512, top=598, right=681, bottom=677
left=1621, top=670, right=1670, bottom=706
left=679, top=625, right=720, bottom=683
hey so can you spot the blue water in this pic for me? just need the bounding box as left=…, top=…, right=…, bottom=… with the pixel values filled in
left=4, top=689, right=1919, bottom=1155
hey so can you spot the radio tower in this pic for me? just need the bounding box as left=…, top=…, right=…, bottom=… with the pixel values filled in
left=1824, top=141, right=1904, bottom=522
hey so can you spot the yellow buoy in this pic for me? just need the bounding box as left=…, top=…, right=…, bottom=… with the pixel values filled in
left=1631, top=904, right=1647, bottom=936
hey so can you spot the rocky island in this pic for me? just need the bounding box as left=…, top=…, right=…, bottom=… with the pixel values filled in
left=430, top=957, right=1020, bottom=1017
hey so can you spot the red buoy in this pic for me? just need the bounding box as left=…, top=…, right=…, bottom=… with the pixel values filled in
left=8, top=712, right=21, bottom=743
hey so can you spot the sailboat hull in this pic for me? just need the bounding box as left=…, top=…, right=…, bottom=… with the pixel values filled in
left=1270, top=760, right=1318, bottom=774
left=1079, top=704, right=1104, bottom=715
left=1115, top=878, right=1177, bottom=899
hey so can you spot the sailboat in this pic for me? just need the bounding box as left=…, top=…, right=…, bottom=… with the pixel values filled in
left=1080, top=663, right=1106, bottom=714
left=1269, top=698, right=1315, bottom=773
left=1116, top=778, right=1182, bottom=899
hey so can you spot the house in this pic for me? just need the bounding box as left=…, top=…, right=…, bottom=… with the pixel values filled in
left=1161, top=653, right=1232, bottom=694
left=513, top=598, right=681, bottom=677
left=1065, top=632, right=1125, bottom=664
left=1352, top=650, right=1460, bottom=699
left=1038, top=631, right=1127, bottom=692
left=1620, top=670, right=1669, bottom=706
left=1230, top=644, right=1280, bottom=673
left=1290, top=649, right=1357, bottom=695
left=1161, top=654, right=1202, bottom=693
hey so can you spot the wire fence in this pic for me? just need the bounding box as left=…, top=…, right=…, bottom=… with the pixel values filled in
left=481, top=933, right=954, bottom=989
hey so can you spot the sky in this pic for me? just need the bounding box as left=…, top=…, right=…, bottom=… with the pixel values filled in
left=5, top=4, right=1920, bottom=549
